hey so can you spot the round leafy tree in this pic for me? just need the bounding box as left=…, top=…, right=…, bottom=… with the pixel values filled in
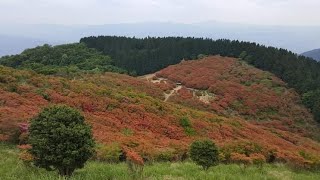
left=190, top=140, right=219, bottom=170
left=29, top=105, right=95, bottom=176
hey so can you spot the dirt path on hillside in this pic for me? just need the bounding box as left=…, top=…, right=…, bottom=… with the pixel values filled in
left=139, top=73, right=156, bottom=81
left=164, top=85, right=182, bottom=102
left=141, top=73, right=181, bottom=102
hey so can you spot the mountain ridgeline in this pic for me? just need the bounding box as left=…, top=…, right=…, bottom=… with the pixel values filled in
left=302, top=49, right=320, bottom=61
left=80, top=36, right=320, bottom=123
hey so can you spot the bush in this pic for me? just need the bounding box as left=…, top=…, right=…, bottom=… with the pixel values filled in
left=297, top=151, right=320, bottom=171
left=250, top=153, right=266, bottom=169
left=18, top=144, right=33, bottom=166
left=95, top=143, right=122, bottom=163
left=153, top=148, right=176, bottom=162
left=190, top=140, right=219, bottom=170
left=179, top=117, right=196, bottom=136
left=230, top=153, right=252, bottom=171
left=221, top=141, right=263, bottom=162
left=180, top=117, right=191, bottom=127
left=29, top=105, right=95, bottom=176
left=125, top=150, right=144, bottom=179
left=18, top=123, right=29, bottom=145
left=230, top=152, right=266, bottom=171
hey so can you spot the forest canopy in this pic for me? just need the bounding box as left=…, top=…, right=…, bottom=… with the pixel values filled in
left=0, top=43, right=128, bottom=76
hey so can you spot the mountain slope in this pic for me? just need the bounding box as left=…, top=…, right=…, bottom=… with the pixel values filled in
left=302, top=49, right=320, bottom=61
left=0, top=43, right=127, bottom=76
left=0, top=57, right=319, bottom=165
left=151, top=56, right=319, bottom=139
left=81, top=36, right=320, bottom=123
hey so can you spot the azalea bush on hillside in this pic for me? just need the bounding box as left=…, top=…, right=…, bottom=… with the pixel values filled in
left=156, top=56, right=318, bottom=140
left=0, top=65, right=319, bottom=167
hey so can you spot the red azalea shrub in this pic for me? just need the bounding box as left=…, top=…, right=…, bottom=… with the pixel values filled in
left=18, top=123, right=29, bottom=144
left=125, top=149, right=144, bottom=166
left=125, top=149, right=144, bottom=179
left=17, top=144, right=33, bottom=166
left=230, top=153, right=252, bottom=165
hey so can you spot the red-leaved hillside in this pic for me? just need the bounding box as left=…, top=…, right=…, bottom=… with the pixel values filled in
left=155, top=56, right=319, bottom=140
left=0, top=55, right=319, bottom=166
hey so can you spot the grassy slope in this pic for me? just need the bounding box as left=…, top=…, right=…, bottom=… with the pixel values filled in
left=1, top=143, right=319, bottom=180
left=0, top=56, right=320, bottom=164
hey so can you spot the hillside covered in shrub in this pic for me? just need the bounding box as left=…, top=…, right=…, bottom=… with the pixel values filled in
left=155, top=56, right=319, bottom=140
left=0, top=60, right=319, bottom=167
left=80, top=36, right=320, bottom=123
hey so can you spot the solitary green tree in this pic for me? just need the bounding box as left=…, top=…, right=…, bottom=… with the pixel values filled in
left=190, top=140, right=219, bottom=170
left=29, top=105, right=95, bottom=176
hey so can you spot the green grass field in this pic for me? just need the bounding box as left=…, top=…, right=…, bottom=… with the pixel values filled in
left=0, top=143, right=319, bottom=180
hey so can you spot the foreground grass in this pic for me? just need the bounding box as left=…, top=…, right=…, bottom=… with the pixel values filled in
left=1, top=143, right=319, bottom=180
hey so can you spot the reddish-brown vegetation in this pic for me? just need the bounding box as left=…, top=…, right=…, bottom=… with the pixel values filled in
left=156, top=56, right=319, bottom=140
left=0, top=62, right=319, bottom=166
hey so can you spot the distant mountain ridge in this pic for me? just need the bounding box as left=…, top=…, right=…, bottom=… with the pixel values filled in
left=301, top=49, right=320, bottom=61
left=0, top=35, right=48, bottom=57
left=1, top=22, right=320, bottom=56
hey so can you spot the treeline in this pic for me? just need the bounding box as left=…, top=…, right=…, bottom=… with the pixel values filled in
left=0, top=43, right=128, bottom=76
left=80, top=36, right=320, bottom=122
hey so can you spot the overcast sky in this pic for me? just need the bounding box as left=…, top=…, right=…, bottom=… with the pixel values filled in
left=0, top=0, right=319, bottom=26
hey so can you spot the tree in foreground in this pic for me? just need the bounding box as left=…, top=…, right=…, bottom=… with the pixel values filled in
left=190, top=140, right=219, bottom=170
left=29, top=105, right=95, bottom=176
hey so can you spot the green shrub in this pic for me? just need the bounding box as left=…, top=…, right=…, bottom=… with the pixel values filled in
left=180, top=117, right=191, bottom=127
left=179, top=117, right=196, bottom=136
left=190, top=140, right=219, bottom=170
left=35, top=89, right=51, bottom=101
left=121, top=128, right=134, bottom=136
left=95, top=143, right=122, bottom=163
left=221, top=141, right=263, bottom=162
left=154, top=149, right=176, bottom=162
left=29, top=105, right=95, bottom=176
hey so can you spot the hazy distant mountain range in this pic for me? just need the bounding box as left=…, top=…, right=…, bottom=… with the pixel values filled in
left=301, top=49, right=320, bottom=61
left=0, top=35, right=51, bottom=57
left=1, top=22, right=320, bottom=56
